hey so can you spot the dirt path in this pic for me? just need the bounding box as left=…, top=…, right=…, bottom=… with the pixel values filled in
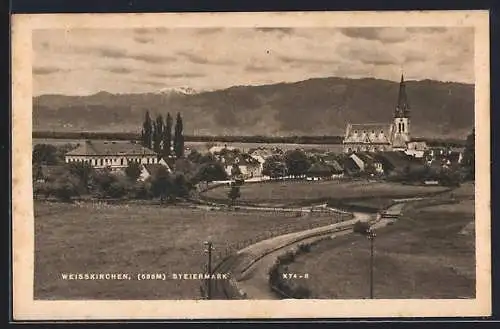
left=233, top=213, right=376, bottom=299
left=230, top=205, right=403, bottom=299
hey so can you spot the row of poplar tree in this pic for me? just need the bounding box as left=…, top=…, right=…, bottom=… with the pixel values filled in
left=141, top=111, right=184, bottom=158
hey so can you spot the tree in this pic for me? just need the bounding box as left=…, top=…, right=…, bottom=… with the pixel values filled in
left=173, top=112, right=184, bottom=158
left=141, top=111, right=153, bottom=149
left=163, top=113, right=173, bottom=158
left=125, top=161, right=142, bottom=182
left=187, top=149, right=203, bottom=164
left=130, top=180, right=152, bottom=200
left=32, top=162, right=43, bottom=182
left=194, top=162, right=228, bottom=187
left=230, top=163, right=242, bottom=178
left=150, top=166, right=173, bottom=203
left=153, top=114, right=164, bottom=156
left=284, top=150, right=311, bottom=177
left=228, top=185, right=241, bottom=206
left=91, top=168, right=119, bottom=198
left=173, top=173, right=191, bottom=199
left=32, top=144, right=59, bottom=165
left=46, top=172, right=82, bottom=202
left=107, top=176, right=133, bottom=199
left=262, top=159, right=287, bottom=178
left=307, top=163, right=334, bottom=178
left=67, top=162, right=94, bottom=191
left=462, top=128, right=475, bottom=180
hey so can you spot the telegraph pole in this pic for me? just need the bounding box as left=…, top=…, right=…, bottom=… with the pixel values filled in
left=368, top=230, right=376, bottom=299
left=204, top=240, right=213, bottom=300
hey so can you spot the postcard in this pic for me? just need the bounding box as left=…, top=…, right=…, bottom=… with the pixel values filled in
left=12, top=10, right=491, bottom=320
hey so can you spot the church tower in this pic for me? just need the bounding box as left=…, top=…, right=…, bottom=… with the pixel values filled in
left=392, top=74, right=411, bottom=149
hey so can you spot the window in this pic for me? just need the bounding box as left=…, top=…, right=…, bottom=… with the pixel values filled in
left=371, top=130, right=375, bottom=134
left=100, top=159, right=103, bottom=166
left=120, top=158, right=124, bottom=165
left=354, top=130, right=358, bottom=134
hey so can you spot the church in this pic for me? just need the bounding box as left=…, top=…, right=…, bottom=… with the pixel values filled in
left=343, top=74, right=417, bottom=154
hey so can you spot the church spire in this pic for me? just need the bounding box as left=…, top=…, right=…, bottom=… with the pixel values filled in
left=394, top=73, right=410, bottom=118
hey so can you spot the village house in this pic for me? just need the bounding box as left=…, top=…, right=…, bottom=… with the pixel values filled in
left=215, top=149, right=262, bottom=179
left=248, top=147, right=275, bottom=160
left=349, top=152, right=384, bottom=175
left=424, top=147, right=464, bottom=167
left=64, top=140, right=158, bottom=171
left=373, top=151, right=423, bottom=176
left=209, top=144, right=235, bottom=154
left=405, top=141, right=428, bottom=158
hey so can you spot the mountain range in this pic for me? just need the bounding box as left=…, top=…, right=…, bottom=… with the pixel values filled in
left=33, top=76, right=474, bottom=139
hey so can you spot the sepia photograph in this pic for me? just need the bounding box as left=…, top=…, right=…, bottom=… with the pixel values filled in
left=12, top=11, right=490, bottom=319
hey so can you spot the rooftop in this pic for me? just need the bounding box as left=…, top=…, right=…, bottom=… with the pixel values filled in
left=66, top=141, right=156, bottom=156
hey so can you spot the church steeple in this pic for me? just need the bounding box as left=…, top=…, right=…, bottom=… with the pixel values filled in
left=392, top=73, right=411, bottom=148
left=394, top=73, right=410, bottom=118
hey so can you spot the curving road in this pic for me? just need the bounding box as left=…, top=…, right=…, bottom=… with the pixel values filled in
left=212, top=203, right=406, bottom=299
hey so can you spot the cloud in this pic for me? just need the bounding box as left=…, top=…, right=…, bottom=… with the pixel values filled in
left=277, top=55, right=338, bottom=65
left=178, top=51, right=235, bottom=66
left=96, top=47, right=128, bottom=59
left=404, top=52, right=427, bottom=63
left=76, top=46, right=176, bottom=64
left=134, top=36, right=154, bottom=44
left=149, top=72, right=206, bottom=79
left=255, top=28, right=294, bottom=34
left=244, top=64, right=274, bottom=72
left=33, top=66, right=65, bottom=75
left=32, top=27, right=474, bottom=95
left=140, top=80, right=168, bottom=87
left=130, top=53, right=176, bottom=64
left=339, top=28, right=406, bottom=43
left=196, top=28, right=224, bottom=35
left=105, top=66, right=133, bottom=74
left=133, top=27, right=169, bottom=35
left=406, top=27, right=448, bottom=33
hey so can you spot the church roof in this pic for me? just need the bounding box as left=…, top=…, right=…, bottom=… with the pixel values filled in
left=344, top=123, right=393, bottom=144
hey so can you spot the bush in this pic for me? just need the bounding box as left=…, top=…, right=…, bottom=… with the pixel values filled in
left=298, top=243, right=311, bottom=253
left=130, top=180, right=152, bottom=199
left=353, top=220, right=371, bottom=235
left=45, top=172, right=82, bottom=202
left=124, top=162, right=142, bottom=182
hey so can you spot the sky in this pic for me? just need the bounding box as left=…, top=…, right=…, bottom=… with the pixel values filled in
left=32, top=27, right=474, bottom=96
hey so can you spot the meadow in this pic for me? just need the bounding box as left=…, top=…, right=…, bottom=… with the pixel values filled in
left=283, top=183, right=475, bottom=299
left=202, top=180, right=450, bottom=208
left=34, top=201, right=346, bottom=300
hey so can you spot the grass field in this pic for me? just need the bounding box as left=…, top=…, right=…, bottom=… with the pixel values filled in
left=34, top=201, right=345, bottom=300
left=283, top=183, right=475, bottom=299
left=202, top=180, right=450, bottom=207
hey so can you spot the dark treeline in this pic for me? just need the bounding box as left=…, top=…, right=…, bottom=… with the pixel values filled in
left=32, top=131, right=466, bottom=147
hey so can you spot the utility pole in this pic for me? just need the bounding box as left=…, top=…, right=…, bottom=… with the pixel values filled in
left=368, top=230, right=376, bottom=299
left=353, top=221, right=376, bottom=299
left=204, top=240, right=213, bottom=300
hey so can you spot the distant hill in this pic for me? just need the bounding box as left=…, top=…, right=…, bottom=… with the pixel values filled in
left=33, top=76, right=474, bottom=139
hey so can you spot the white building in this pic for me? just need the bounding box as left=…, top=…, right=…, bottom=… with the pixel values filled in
left=405, top=141, right=428, bottom=158
left=65, top=140, right=158, bottom=171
